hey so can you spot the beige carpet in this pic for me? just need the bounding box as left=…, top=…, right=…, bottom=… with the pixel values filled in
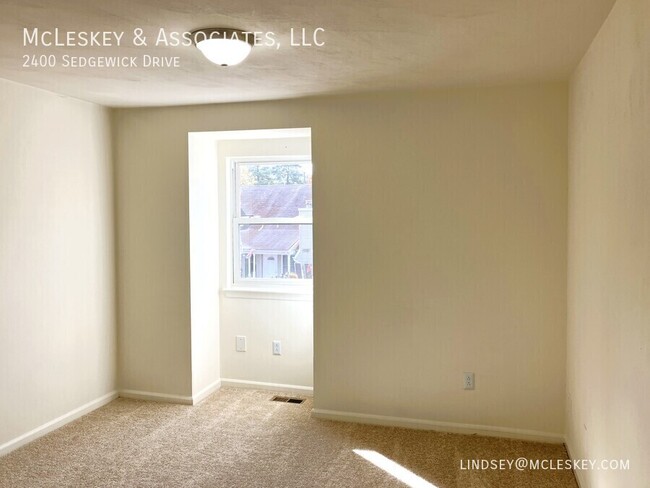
left=0, top=388, right=577, bottom=487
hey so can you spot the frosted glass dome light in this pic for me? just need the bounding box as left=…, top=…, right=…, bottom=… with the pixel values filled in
left=192, top=28, right=253, bottom=67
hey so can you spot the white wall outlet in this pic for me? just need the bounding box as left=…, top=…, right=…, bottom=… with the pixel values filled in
left=272, top=340, right=282, bottom=355
left=463, top=372, right=475, bottom=390
left=236, top=336, right=247, bottom=352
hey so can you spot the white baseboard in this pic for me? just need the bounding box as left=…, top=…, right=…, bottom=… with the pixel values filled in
left=311, top=408, right=565, bottom=444
left=192, top=379, right=222, bottom=405
left=118, top=380, right=221, bottom=406
left=564, top=437, right=585, bottom=488
left=220, top=378, right=313, bottom=397
left=0, top=390, right=118, bottom=457
left=119, top=389, right=193, bottom=405
left=120, top=379, right=308, bottom=405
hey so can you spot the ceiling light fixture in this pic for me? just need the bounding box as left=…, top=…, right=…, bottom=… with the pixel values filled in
left=191, top=28, right=254, bottom=67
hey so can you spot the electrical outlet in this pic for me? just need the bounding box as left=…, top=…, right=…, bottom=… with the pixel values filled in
left=272, top=340, right=282, bottom=355
left=236, top=336, right=246, bottom=352
left=463, top=372, right=475, bottom=390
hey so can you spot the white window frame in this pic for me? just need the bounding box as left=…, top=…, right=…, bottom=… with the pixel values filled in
left=227, top=155, right=313, bottom=294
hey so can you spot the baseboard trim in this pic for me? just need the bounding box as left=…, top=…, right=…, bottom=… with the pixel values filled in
left=564, top=437, right=585, bottom=488
left=311, top=408, right=564, bottom=444
left=119, top=389, right=193, bottom=405
left=192, top=379, right=222, bottom=405
left=0, top=390, right=118, bottom=457
left=220, top=378, right=313, bottom=397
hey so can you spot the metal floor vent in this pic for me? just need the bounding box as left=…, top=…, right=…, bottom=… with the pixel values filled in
left=271, top=395, right=305, bottom=405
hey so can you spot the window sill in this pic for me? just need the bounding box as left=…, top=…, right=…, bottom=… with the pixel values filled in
left=221, top=287, right=313, bottom=301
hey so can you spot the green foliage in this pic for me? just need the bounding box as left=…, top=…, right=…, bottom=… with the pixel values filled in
left=241, top=164, right=309, bottom=186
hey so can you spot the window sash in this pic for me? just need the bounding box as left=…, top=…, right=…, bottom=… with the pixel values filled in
left=233, top=157, right=311, bottom=221
left=231, top=156, right=313, bottom=287
left=233, top=223, right=313, bottom=283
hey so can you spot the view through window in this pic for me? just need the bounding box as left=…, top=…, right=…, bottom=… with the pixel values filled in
left=233, top=159, right=312, bottom=284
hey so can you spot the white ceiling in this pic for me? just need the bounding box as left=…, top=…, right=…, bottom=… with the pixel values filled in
left=0, top=0, right=615, bottom=107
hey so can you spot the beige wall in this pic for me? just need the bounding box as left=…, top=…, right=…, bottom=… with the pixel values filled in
left=114, top=83, right=567, bottom=435
left=217, top=137, right=313, bottom=388
left=0, top=79, right=116, bottom=451
left=567, top=0, right=650, bottom=485
left=114, top=106, right=193, bottom=396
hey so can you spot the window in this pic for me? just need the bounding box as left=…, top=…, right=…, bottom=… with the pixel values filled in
left=231, top=158, right=313, bottom=287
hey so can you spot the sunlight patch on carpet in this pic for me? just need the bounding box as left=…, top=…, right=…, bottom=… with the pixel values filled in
left=353, top=449, right=438, bottom=488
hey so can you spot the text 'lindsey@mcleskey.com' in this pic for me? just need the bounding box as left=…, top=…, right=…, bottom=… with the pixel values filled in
left=459, top=458, right=630, bottom=471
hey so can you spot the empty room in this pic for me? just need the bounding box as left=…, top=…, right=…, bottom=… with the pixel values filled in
left=0, top=0, right=648, bottom=487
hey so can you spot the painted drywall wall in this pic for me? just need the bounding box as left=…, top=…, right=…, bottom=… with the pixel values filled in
left=188, top=135, right=221, bottom=398
left=567, top=0, right=650, bottom=485
left=217, top=137, right=313, bottom=388
left=0, top=79, right=116, bottom=449
left=114, top=107, right=192, bottom=396
left=113, top=83, right=567, bottom=435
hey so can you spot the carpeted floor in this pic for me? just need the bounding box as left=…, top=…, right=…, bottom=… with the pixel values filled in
left=0, top=388, right=577, bottom=487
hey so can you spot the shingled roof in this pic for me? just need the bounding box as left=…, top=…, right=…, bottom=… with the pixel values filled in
left=240, top=184, right=311, bottom=253
left=241, top=184, right=311, bottom=218
left=239, top=224, right=300, bottom=253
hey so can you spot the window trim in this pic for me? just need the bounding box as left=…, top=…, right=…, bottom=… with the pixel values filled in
left=227, top=155, right=313, bottom=293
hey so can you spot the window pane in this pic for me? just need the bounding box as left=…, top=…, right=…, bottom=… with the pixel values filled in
left=238, top=162, right=312, bottom=218
left=237, top=223, right=313, bottom=280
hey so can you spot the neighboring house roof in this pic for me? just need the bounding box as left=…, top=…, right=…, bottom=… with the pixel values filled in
left=240, top=184, right=312, bottom=254
left=240, top=224, right=299, bottom=253
left=241, top=184, right=311, bottom=218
